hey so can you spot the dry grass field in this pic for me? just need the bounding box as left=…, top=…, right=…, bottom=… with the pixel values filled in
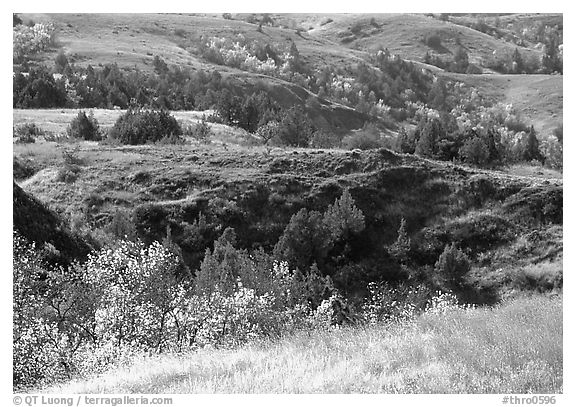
left=43, top=294, right=562, bottom=394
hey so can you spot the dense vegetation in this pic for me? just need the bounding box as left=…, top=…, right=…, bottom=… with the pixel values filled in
left=12, top=13, right=563, bottom=392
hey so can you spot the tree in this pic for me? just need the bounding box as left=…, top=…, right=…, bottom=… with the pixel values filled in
left=274, top=189, right=365, bottom=272
left=452, top=45, right=469, bottom=73
left=512, top=48, right=524, bottom=73
left=415, top=118, right=443, bottom=158
left=390, top=217, right=411, bottom=262
left=427, top=78, right=448, bottom=110
left=459, top=137, right=489, bottom=166
left=434, top=243, right=470, bottom=290
left=13, top=13, right=23, bottom=26
left=54, top=50, right=69, bottom=74
left=323, top=189, right=365, bottom=241
left=523, top=125, right=543, bottom=163
left=109, top=108, right=182, bottom=145
left=66, top=110, right=101, bottom=141
left=273, top=208, right=331, bottom=272
left=276, top=106, right=315, bottom=147
left=153, top=55, right=169, bottom=75
left=396, top=127, right=416, bottom=154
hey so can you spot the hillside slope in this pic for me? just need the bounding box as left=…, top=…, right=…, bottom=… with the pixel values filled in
left=18, top=13, right=561, bottom=137
left=17, top=142, right=562, bottom=299
left=13, top=182, right=93, bottom=264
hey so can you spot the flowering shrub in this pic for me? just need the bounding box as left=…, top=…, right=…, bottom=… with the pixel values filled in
left=424, top=290, right=476, bottom=315
left=362, top=282, right=430, bottom=324
left=198, top=36, right=298, bottom=80
left=13, top=23, right=55, bottom=61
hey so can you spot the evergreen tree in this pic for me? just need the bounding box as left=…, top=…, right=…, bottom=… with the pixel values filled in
left=452, top=46, right=469, bottom=73
left=512, top=48, right=524, bottom=73
left=415, top=118, right=443, bottom=158
left=434, top=243, right=470, bottom=290
left=323, top=189, right=365, bottom=241
left=390, top=217, right=411, bottom=262
left=523, top=125, right=543, bottom=163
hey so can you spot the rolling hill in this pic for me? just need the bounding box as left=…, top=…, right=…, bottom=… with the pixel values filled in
left=17, top=12, right=562, bottom=136
left=12, top=12, right=563, bottom=393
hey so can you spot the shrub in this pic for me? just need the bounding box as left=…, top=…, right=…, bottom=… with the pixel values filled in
left=274, top=106, right=315, bottom=147
left=67, top=111, right=101, bottom=141
left=425, top=33, right=443, bottom=48
left=108, top=108, right=182, bottom=145
left=434, top=243, right=471, bottom=290
left=188, top=118, right=213, bottom=143
left=255, top=121, right=279, bottom=145
left=309, top=130, right=341, bottom=149
left=342, top=130, right=381, bottom=150
left=156, top=133, right=186, bottom=145
left=56, top=164, right=81, bottom=183
left=54, top=50, right=69, bottom=73
left=14, top=123, right=45, bottom=139
left=275, top=189, right=365, bottom=272
left=13, top=156, right=37, bottom=180
left=542, top=137, right=562, bottom=170
left=362, top=282, right=432, bottom=324
left=459, top=137, right=489, bottom=166
left=552, top=124, right=563, bottom=144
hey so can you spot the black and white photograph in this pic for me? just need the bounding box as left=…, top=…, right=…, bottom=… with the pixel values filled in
left=10, top=4, right=565, bottom=400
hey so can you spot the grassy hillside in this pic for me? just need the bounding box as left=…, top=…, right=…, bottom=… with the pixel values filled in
left=451, top=74, right=562, bottom=135
left=43, top=294, right=562, bottom=393
left=309, top=13, right=542, bottom=67
left=14, top=132, right=562, bottom=300
left=17, top=13, right=562, bottom=138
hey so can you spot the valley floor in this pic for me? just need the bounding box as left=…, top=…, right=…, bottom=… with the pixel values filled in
left=43, top=294, right=562, bottom=394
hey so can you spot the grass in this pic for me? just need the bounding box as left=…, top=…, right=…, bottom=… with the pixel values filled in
left=43, top=294, right=562, bottom=394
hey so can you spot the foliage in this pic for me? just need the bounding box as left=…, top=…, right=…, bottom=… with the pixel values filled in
left=108, top=108, right=182, bottom=145
left=309, top=130, right=341, bottom=149
left=522, top=126, right=543, bottom=163
left=390, top=217, right=411, bottom=262
left=434, top=243, right=471, bottom=290
left=362, top=282, right=433, bottom=324
left=13, top=66, right=67, bottom=108
left=459, top=137, right=489, bottom=166
left=424, top=33, right=443, bottom=48
left=67, top=110, right=101, bottom=141
left=274, top=105, right=315, bottom=147
left=342, top=124, right=383, bottom=150
left=54, top=50, right=70, bottom=74
left=14, top=123, right=48, bottom=143
left=274, top=189, right=365, bottom=272
left=13, top=22, right=55, bottom=62
left=541, top=136, right=562, bottom=170
left=187, top=118, right=213, bottom=143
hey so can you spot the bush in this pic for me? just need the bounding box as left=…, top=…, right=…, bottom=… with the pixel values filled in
left=434, top=243, right=470, bottom=290
left=108, top=108, right=182, bottom=145
left=14, top=123, right=45, bottom=138
left=56, top=164, right=81, bottom=183
left=425, top=33, right=443, bottom=48
left=309, top=130, right=341, bottom=149
left=187, top=118, right=213, bottom=143
left=342, top=130, right=382, bottom=150
left=274, top=189, right=365, bottom=272
left=459, top=137, right=489, bottom=166
left=274, top=106, right=315, bottom=147
left=67, top=111, right=101, bottom=141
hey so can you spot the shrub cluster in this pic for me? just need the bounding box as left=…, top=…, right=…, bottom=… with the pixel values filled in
left=66, top=111, right=101, bottom=141
left=108, top=108, right=182, bottom=145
